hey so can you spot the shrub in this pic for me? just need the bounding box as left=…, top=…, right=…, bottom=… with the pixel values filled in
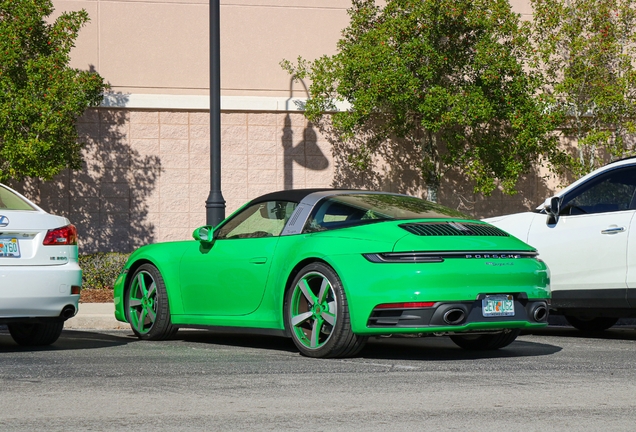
left=79, top=252, right=130, bottom=290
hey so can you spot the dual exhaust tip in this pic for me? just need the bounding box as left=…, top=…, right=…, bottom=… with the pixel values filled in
left=532, top=304, right=548, bottom=322
left=442, top=303, right=548, bottom=325
left=443, top=308, right=466, bottom=325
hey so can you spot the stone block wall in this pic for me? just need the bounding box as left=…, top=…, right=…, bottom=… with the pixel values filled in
left=13, top=109, right=335, bottom=253
left=13, top=107, right=558, bottom=254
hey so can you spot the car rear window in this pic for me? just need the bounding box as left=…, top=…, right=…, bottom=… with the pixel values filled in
left=0, top=186, right=37, bottom=211
left=305, top=193, right=467, bottom=232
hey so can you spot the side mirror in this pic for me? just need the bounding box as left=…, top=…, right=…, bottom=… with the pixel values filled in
left=546, top=196, right=561, bottom=225
left=193, top=225, right=215, bottom=243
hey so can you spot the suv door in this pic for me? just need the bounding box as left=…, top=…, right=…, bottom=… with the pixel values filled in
left=527, top=165, right=636, bottom=308
left=625, top=208, right=636, bottom=307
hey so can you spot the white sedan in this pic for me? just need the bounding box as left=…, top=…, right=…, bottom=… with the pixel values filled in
left=485, top=158, right=636, bottom=332
left=0, top=183, right=81, bottom=345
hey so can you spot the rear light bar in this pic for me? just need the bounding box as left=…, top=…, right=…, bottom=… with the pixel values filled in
left=43, top=224, right=78, bottom=246
left=363, top=251, right=537, bottom=263
left=375, top=302, right=435, bottom=309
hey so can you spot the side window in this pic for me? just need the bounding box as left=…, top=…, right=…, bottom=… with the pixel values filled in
left=561, top=167, right=636, bottom=215
left=305, top=200, right=377, bottom=232
left=0, top=186, right=36, bottom=211
left=216, top=201, right=298, bottom=239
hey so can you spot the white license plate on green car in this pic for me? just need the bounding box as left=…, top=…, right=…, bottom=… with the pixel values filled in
left=0, top=238, right=20, bottom=258
left=482, top=295, right=514, bottom=317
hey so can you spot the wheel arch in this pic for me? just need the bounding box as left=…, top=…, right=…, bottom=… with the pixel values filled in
left=125, top=259, right=153, bottom=285
left=121, top=259, right=154, bottom=321
left=121, top=257, right=183, bottom=319
left=281, top=257, right=333, bottom=336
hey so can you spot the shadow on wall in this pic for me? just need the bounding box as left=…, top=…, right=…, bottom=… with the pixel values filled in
left=331, top=133, right=426, bottom=198
left=313, top=116, right=557, bottom=218
left=281, top=114, right=329, bottom=189
left=11, top=106, right=161, bottom=253
left=439, top=167, right=555, bottom=218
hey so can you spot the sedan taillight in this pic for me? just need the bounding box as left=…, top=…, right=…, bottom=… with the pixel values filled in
left=43, top=224, right=78, bottom=246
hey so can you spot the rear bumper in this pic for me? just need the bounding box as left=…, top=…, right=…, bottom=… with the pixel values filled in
left=0, top=262, right=81, bottom=320
left=364, top=296, right=549, bottom=335
left=330, top=253, right=550, bottom=335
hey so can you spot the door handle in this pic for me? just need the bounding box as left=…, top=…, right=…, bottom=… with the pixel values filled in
left=250, top=257, right=267, bottom=264
left=601, top=227, right=625, bottom=234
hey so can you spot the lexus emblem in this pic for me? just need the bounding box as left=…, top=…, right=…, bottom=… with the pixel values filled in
left=0, top=215, right=8, bottom=227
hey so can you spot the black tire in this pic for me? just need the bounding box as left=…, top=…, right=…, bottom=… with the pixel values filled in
left=8, top=321, right=64, bottom=346
left=285, top=262, right=367, bottom=358
left=564, top=315, right=618, bottom=332
left=450, top=329, right=521, bottom=351
left=126, top=263, right=178, bottom=340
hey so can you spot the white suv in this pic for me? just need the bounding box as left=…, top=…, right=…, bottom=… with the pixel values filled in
left=0, top=183, right=81, bottom=345
left=485, top=158, right=636, bottom=332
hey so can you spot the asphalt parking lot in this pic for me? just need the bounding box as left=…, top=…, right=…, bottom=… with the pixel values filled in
left=1, top=323, right=636, bottom=431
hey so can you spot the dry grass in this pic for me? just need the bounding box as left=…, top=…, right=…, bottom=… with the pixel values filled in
left=80, top=289, right=113, bottom=303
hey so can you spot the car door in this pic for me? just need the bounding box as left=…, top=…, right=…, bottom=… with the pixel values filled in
left=625, top=211, right=636, bottom=306
left=526, top=166, right=636, bottom=306
left=179, top=200, right=297, bottom=316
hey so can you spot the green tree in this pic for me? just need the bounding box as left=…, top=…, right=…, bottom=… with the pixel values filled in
left=283, top=0, right=564, bottom=198
left=530, top=0, right=636, bottom=177
left=0, top=0, right=106, bottom=182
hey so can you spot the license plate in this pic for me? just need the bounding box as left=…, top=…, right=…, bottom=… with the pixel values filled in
left=0, top=238, right=20, bottom=258
left=482, top=295, right=514, bottom=317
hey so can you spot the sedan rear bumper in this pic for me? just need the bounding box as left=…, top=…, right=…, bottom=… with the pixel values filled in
left=0, top=262, right=81, bottom=320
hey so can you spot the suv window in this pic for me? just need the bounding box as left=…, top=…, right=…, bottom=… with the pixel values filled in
left=216, top=201, right=298, bottom=239
left=560, top=166, right=636, bottom=215
left=0, top=186, right=36, bottom=211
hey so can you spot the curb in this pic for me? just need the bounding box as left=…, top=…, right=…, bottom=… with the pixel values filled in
left=65, top=303, right=128, bottom=330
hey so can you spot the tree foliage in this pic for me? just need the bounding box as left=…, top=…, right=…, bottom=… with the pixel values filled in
left=530, top=0, right=636, bottom=177
left=283, top=0, right=564, bottom=197
left=0, top=0, right=106, bottom=182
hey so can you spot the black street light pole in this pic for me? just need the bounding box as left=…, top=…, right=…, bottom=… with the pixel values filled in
left=206, top=0, right=226, bottom=226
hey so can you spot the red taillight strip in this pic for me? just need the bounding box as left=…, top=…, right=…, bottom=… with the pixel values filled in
left=43, top=224, right=78, bottom=246
left=375, top=302, right=435, bottom=309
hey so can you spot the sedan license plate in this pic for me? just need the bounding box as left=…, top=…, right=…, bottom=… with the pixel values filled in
left=482, top=295, right=514, bottom=317
left=0, top=238, right=20, bottom=258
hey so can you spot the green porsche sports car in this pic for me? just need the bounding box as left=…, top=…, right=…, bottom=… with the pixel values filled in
left=113, top=189, right=550, bottom=358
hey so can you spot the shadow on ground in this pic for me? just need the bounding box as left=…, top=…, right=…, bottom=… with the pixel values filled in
left=174, top=329, right=562, bottom=361
left=359, top=334, right=562, bottom=361
left=527, top=326, right=636, bottom=342
left=0, top=329, right=135, bottom=352
left=176, top=330, right=298, bottom=354
left=525, top=315, right=636, bottom=341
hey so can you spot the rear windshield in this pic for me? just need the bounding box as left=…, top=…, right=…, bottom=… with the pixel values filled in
left=305, top=193, right=467, bottom=232
left=0, top=186, right=36, bottom=211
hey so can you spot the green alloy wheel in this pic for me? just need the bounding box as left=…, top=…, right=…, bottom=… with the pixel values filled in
left=286, top=262, right=367, bottom=358
left=127, top=263, right=177, bottom=340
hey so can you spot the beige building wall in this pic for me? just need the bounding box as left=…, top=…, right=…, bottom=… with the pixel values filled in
left=56, top=0, right=531, bottom=96
left=24, top=0, right=551, bottom=253
left=21, top=109, right=333, bottom=253
left=54, top=0, right=351, bottom=97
